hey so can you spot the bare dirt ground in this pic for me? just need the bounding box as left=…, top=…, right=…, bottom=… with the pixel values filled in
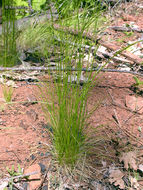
left=0, top=0, right=143, bottom=189
left=0, top=72, right=143, bottom=188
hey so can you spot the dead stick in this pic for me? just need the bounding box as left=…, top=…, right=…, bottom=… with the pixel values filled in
left=0, top=171, right=38, bottom=182
left=0, top=66, right=143, bottom=77
left=54, top=36, right=133, bottom=64
left=99, top=40, right=143, bottom=64
left=53, top=24, right=143, bottom=64
left=110, top=26, right=143, bottom=33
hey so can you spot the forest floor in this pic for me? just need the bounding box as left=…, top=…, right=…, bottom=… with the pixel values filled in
left=0, top=0, right=143, bottom=190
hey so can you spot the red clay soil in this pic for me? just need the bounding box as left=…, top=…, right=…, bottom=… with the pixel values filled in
left=0, top=82, right=51, bottom=175
left=0, top=0, right=143, bottom=180
left=0, top=72, right=143, bottom=176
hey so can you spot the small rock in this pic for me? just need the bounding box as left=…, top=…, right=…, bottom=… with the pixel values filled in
left=125, top=95, right=143, bottom=114
left=47, top=62, right=57, bottom=67
left=24, top=164, right=42, bottom=190
left=68, top=73, right=89, bottom=85
left=39, top=163, right=46, bottom=173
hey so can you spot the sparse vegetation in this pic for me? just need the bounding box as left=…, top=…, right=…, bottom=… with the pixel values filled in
left=37, top=3, right=104, bottom=167
left=0, top=0, right=143, bottom=189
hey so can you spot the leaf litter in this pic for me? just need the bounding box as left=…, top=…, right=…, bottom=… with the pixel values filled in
left=119, top=151, right=138, bottom=171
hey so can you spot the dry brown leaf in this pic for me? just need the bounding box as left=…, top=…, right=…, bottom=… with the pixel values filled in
left=109, top=169, right=125, bottom=189
left=119, top=151, right=137, bottom=170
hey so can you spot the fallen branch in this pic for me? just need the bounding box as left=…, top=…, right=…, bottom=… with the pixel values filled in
left=110, top=26, right=143, bottom=33
left=54, top=37, right=133, bottom=64
left=53, top=24, right=143, bottom=64
left=0, top=66, right=143, bottom=77
left=97, top=51, right=133, bottom=64
left=0, top=171, right=38, bottom=182
left=99, top=40, right=143, bottom=65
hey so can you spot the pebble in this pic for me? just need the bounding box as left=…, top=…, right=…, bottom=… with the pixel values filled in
left=39, top=163, right=46, bottom=173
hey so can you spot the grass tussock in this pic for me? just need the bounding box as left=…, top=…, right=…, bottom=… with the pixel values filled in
left=34, top=2, right=108, bottom=168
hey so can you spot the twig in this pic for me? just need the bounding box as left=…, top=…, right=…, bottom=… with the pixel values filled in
left=0, top=171, right=38, bottom=183
left=54, top=36, right=133, bottom=64
left=0, top=66, right=143, bottom=77
left=53, top=24, right=143, bottom=64
left=113, top=109, right=122, bottom=128
left=99, top=40, right=143, bottom=64
left=110, top=26, right=143, bottom=33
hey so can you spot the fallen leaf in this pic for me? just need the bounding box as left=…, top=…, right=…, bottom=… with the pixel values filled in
left=120, top=151, right=137, bottom=170
left=108, top=169, right=125, bottom=189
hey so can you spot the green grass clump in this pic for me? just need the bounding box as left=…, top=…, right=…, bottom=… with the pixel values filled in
left=40, top=70, right=93, bottom=166
left=23, top=2, right=107, bottom=167
left=38, top=9, right=102, bottom=165
left=40, top=75, right=91, bottom=165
